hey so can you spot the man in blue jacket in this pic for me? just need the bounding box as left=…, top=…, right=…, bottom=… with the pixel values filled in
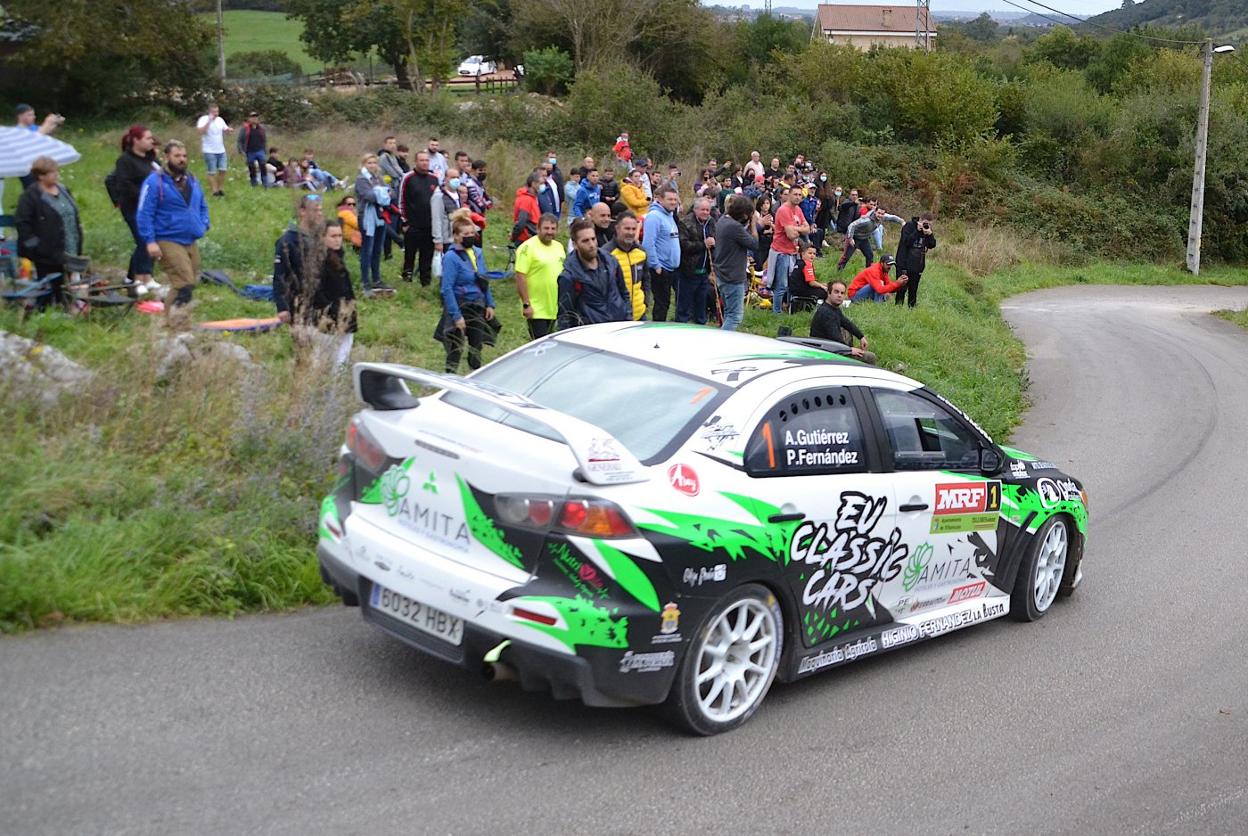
left=136, top=140, right=210, bottom=315
left=556, top=218, right=631, bottom=329
left=644, top=186, right=681, bottom=322
left=571, top=167, right=601, bottom=219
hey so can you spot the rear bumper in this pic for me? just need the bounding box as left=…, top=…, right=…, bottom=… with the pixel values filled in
left=317, top=542, right=663, bottom=708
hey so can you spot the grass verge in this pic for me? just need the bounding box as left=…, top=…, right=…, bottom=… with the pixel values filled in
left=2, top=124, right=1245, bottom=632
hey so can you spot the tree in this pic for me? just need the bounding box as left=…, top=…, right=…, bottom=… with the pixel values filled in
left=0, top=0, right=214, bottom=112
left=963, top=12, right=999, bottom=43
left=460, top=0, right=521, bottom=67
left=628, top=0, right=724, bottom=104
left=515, top=0, right=657, bottom=71
left=381, top=0, right=462, bottom=92
left=287, top=0, right=414, bottom=89
left=1026, top=25, right=1100, bottom=71
left=522, top=47, right=574, bottom=95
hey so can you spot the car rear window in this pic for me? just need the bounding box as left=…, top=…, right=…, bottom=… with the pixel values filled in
left=444, top=340, right=724, bottom=463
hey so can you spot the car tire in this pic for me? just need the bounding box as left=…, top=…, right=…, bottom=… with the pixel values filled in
left=662, top=584, right=783, bottom=736
left=1010, top=516, right=1070, bottom=622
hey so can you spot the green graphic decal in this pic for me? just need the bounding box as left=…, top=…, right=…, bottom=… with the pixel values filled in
left=422, top=470, right=439, bottom=494
left=902, top=542, right=933, bottom=592
left=359, top=457, right=414, bottom=507
left=457, top=475, right=525, bottom=569
left=803, top=609, right=860, bottom=644
left=724, top=348, right=835, bottom=363
left=639, top=492, right=797, bottom=564
left=318, top=494, right=340, bottom=542
left=999, top=446, right=1037, bottom=462
left=511, top=595, right=629, bottom=650
left=594, top=541, right=661, bottom=612
left=1001, top=484, right=1087, bottom=535
left=931, top=512, right=999, bottom=534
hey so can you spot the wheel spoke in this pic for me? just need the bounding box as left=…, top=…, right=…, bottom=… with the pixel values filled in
left=747, top=636, right=772, bottom=654
left=742, top=610, right=765, bottom=641
left=733, top=605, right=748, bottom=639
left=704, top=676, right=725, bottom=707
left=697, top=663, right=722, bottom=685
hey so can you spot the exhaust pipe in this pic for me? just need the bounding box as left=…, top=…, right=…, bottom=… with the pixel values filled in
left=483, top=661, right=518, bottom=683
left=482, top=640, right=515, bottom=683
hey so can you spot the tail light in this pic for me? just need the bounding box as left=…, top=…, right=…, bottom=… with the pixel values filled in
left=345, top=417, right=387, bottom=472
left=496, top=494, right=637, bottom=538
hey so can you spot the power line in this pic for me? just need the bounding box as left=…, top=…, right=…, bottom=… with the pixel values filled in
left=1011, top=0, right=1206, bottom=46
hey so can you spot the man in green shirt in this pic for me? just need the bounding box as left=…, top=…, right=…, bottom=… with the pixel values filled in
left=514, top=213, right=565, bottom=339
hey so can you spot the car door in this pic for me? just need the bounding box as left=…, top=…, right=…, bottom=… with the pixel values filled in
left=739, top=382, right=904, bottom=649
left=865, top=384, right=1006, bottom=617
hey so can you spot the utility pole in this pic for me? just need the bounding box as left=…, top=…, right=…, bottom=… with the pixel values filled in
left=916, top=0, right=931, bottom=52
left=1186, top=41, right=1235, bottom=275
left=216, top=0, right=226, bottom=80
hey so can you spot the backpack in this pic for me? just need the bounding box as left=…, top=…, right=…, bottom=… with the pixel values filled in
left=104, top=169, right=123, bottom=206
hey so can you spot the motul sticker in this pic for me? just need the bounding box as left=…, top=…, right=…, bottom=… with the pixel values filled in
left=948, top=580, right=987, bottom=604
left=667, top=464, right=700, bottom=496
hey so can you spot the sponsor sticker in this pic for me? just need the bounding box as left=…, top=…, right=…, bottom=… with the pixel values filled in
left=948, top=580, right=986, bottom=604
left=931, top=481, right=1001, bottom=534
left=667, top=464, right=700, bottom=497
left=682, top=564, right=727, bottom=588
left=1009, top=460, right=1028, bottom=479
left=652, top=602, right=682, bottom=644
left=797, top=636, right=879, bottom=674
left=1037, top=477, right=1082, bottom=508
left=619, top=650, right=675, bottom=673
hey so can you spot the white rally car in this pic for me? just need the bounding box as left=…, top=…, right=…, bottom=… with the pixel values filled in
left=318, top=323, right=1087, bottom=735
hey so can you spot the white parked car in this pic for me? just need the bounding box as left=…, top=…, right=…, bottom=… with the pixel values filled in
left=457, top=55, right=496, bottom=76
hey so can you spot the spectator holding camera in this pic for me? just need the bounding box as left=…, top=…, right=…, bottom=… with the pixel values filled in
left=894, top=214, right=937, bottom=308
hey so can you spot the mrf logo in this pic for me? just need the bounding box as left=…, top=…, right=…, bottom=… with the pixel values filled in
left=934, top=481, right=1001, bottom=515
left=667, top=464, right=700, bottom=497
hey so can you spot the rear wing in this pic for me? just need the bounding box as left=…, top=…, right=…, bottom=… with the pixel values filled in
left=353, top=363, right=647, bottom=486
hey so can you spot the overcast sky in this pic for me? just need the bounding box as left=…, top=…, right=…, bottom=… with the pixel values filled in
left=720, top=1, right=1124, bottom=14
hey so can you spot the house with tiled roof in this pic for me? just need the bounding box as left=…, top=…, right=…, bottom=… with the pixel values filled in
left=811, top=4, right=937, bottom=50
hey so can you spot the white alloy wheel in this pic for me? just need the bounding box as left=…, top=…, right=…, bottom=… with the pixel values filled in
left=664, top=584, right=784, bottom=735
left=696, top=597, right=778, bottom=723
left=1032, top=519, right=1068, bottom=613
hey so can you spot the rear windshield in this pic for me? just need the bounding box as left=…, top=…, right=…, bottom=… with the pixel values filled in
left=444, top=340, right=725, bottom=463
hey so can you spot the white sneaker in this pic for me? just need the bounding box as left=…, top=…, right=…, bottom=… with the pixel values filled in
left=134, top=284, right=150, bottom=296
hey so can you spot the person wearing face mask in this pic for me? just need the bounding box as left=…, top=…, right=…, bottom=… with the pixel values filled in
left=544, top=149, right=564, bottom=203
left=439, top=215, right=496, bottom=373
left=537, top=162, right=562, bottom=218
left=431, top=168, right=464, bottom=251
left=466, top=160, right=492, bottom=213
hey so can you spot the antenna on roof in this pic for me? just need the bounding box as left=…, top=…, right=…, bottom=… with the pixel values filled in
left=916, top=0, right=931, bottom=52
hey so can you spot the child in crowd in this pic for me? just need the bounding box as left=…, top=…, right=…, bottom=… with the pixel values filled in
left=788, top=244, right=828, bottom=309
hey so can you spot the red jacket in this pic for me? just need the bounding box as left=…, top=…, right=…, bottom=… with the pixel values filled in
left=511, top=187, right=540, bottom=244
left=847, top=262, right=904, bottom=297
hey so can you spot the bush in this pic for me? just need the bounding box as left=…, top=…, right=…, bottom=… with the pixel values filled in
left=875, top=50, right=999, bottom=147
left=563, top=62, right=680, bottom=155
left=522, top=47, right=574, bottom=96
left=229, top=49, right=303, bottom=80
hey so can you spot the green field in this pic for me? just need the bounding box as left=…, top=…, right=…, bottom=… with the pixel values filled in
left=199, top=10, right=391, bottom=76
left=2, top=121, right=1246, bottom=632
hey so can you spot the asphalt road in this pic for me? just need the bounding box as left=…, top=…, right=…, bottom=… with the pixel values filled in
left=4, top=285, right=1248, bottom=835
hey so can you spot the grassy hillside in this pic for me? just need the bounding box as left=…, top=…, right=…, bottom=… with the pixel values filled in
left=198, top=9, right=381, bottom=75
left=1086, top=0, right=1248, bottom=41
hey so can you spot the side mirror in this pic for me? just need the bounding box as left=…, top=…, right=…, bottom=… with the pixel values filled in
left=979, top=447, right=1003, bottom=475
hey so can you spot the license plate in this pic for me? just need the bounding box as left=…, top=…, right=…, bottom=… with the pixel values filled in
left=370, top=583, right=464, bottom=646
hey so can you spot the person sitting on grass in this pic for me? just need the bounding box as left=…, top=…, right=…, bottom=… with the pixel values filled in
left=845, top=253, right=907, bottom=302
left=440, top=215, right=496, bottom=374
left=810, top=280, right=876, bottom=365
left=787, top=243, right=828, bottom=309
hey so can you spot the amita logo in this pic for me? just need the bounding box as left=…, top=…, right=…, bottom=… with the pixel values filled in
left=667, top=464, right=700, bottom=496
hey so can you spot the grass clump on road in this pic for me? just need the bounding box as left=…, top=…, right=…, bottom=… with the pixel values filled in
left=1, top=124, right=1245, bottom=631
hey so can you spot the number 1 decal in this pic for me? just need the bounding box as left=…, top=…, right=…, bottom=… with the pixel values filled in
left=761, top=421, right=776, bottom=469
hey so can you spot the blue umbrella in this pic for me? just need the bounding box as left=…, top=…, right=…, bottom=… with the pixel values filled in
left=0, top=127, right=81, bottom=178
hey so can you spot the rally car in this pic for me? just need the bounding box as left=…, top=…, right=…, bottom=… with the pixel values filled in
left=317, top=324, right=1087, bottom=735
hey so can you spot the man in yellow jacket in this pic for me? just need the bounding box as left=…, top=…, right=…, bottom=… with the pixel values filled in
left=606, top=210, right=649, bottom=321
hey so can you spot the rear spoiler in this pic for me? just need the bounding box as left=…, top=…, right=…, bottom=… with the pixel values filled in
left=353, top=363, right=647, bottom=486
